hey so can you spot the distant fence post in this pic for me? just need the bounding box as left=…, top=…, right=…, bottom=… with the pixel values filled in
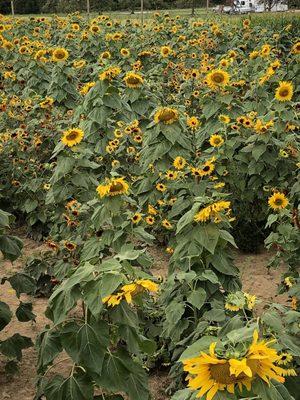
left=141, top=0, right=144, bottom=26
left=87, top=0, right=90, bottom=20
left=191, top=0, right=195, bottom=15
left=206, top=0, right=209, bottom=11
left=11, top=0, right=15, bottom=16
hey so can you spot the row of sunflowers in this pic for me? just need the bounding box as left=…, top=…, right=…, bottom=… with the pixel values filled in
left=0, top=10, right=299, bottom=400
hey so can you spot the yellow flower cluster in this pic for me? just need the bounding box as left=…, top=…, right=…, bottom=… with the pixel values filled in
left=102, top=279, right=159, bottom=307
left=194, top=200, right=231, bottom=223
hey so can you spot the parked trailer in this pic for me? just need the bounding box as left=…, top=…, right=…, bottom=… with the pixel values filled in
left=213, top=0, right=288, bottom=14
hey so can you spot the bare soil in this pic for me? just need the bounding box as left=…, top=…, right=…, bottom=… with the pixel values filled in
left=0, top=236, right=287, bottom=400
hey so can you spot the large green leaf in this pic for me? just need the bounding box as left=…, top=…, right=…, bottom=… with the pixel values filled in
left=165, top=301, right=185, bottom=326
left=280, top=334, right=300, bottom=356
left=44, top=372, right=94, bottom=400
left=76, top=320, right=109, bottom=373
left=0, top=209, right=11, bottom=228
left=187, top=288, right=206, bottom=310
left=0, top=235, right=23, bottom=261
left=179, top=336, right=217, bottom=361
left=95, top=348, right=149, bottom=399
left=176, top=203, right=199, bottom=234
left=0, top=333, right=33, bottom=360
left=3, top=273, right=36, bottom=297
left=0, top=301, right=12, bottom=330
left=51, top=156, right=75, bottom=182
left=37, top=329, right=63, bottom=371
left=252, top=379, right=295, bottom=400
left=16, top=302, right=36, bottom=322
left=195, top=224, right=220, bottom=254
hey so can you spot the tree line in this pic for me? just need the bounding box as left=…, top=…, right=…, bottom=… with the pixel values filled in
left=0, top=0, right=216, bottom=14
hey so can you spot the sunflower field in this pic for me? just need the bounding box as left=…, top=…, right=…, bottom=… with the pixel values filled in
left=0, top=10, right=300, bottom=400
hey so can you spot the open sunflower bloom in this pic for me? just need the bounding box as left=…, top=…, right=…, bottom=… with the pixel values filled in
left=182, top=331, right=295, bottom=400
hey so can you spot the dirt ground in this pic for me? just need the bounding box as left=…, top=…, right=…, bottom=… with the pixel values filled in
left=0, top=236, right=287, bottom=400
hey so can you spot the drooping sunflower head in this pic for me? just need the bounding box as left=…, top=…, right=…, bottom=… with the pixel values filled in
left=268, top=192, right=288, bottom=210
left=61, top=128, right=84, bottom=147
left=108, top=177, right=129, bottom=197
left=124, top=72, right=144, bottom=89
left=154, top=107, right=179, bottom=125
left=291, top=41, right=300, bottom=54
left=99, top=66, right=121, bottom=81
left=275, top=81, right=293, bottom=102
left=40, top=97, right=54, bottom=109
left=183, top=331, right=293, bottom=400
left=52, top=47, right=69, bottom=62
left=206, top=69, right=230, bottom=89
left=183, top=343, right=253, bottom=400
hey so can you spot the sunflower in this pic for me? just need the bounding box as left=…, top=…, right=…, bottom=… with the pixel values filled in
left=89, top=24, right=100, bottom=34
left=183, top=331, right=290, bottom=400
left=64, top=241, right=77, bottom=251
left=162, top=219, right=172, bottom=229
left=173, top=156, right=187, bottom=170
left=225, top=303, right=241, bottom=312
left=277, top=353, right=293, bottom=366
left=206, top=69, right=230, bottom=89
left=120, top=48, right=130, bottom=57
left=73, top=59, right=86, bottom=69
left=156, top=183, right=167, bottom=192
left=199, top=161, right=215, bottom=176
left=100, top=51, right=111, bottom=59
left=209, top=134, right=224, bottom=147
left=243, top=19, right=250, bottom=28
left=96, top=177, right=129, bottom=198
left=268, top=192, right=288, bottom=210
left=124, top=72, right=144, bottom=88
left=61, top=128, right=84, bottom=147
left=154, top=107, right=179, bottom=125
left=52, top=47, right=69, bottom=62
left=275, top=81, right=293, bottom=102
left=102, top=279, right=158, bottom=307
left=131, top=213, right=142, bottom=224
left=148, top=204, right=158, bottom=215
left=194, top=200, right=231, bottom=223
left=246, top=330, right=287, bottom=384
left=218, top=114, right=230, bottom=124
left=187, top=116, right=200, bottom=129
left=291, top=41, right=300, bottom=54
left=40, top=97, right=54, bottom=108
left=160, top=45, right=172, bottom=57
left=99, top=66, right=121, bottom=81
left=146, top=216, right=155, bottom=225
left=165, top=170, right=178, bottom=180
left=183, top=343, right=252, bottom=400
left=108, top=178, right=129, bottom=197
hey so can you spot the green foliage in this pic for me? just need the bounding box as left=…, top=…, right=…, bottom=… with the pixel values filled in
left=0, top=209, right=35, bottom=373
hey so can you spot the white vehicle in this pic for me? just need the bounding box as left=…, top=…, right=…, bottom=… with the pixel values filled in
left=214, top=0, right=288, bottom=14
